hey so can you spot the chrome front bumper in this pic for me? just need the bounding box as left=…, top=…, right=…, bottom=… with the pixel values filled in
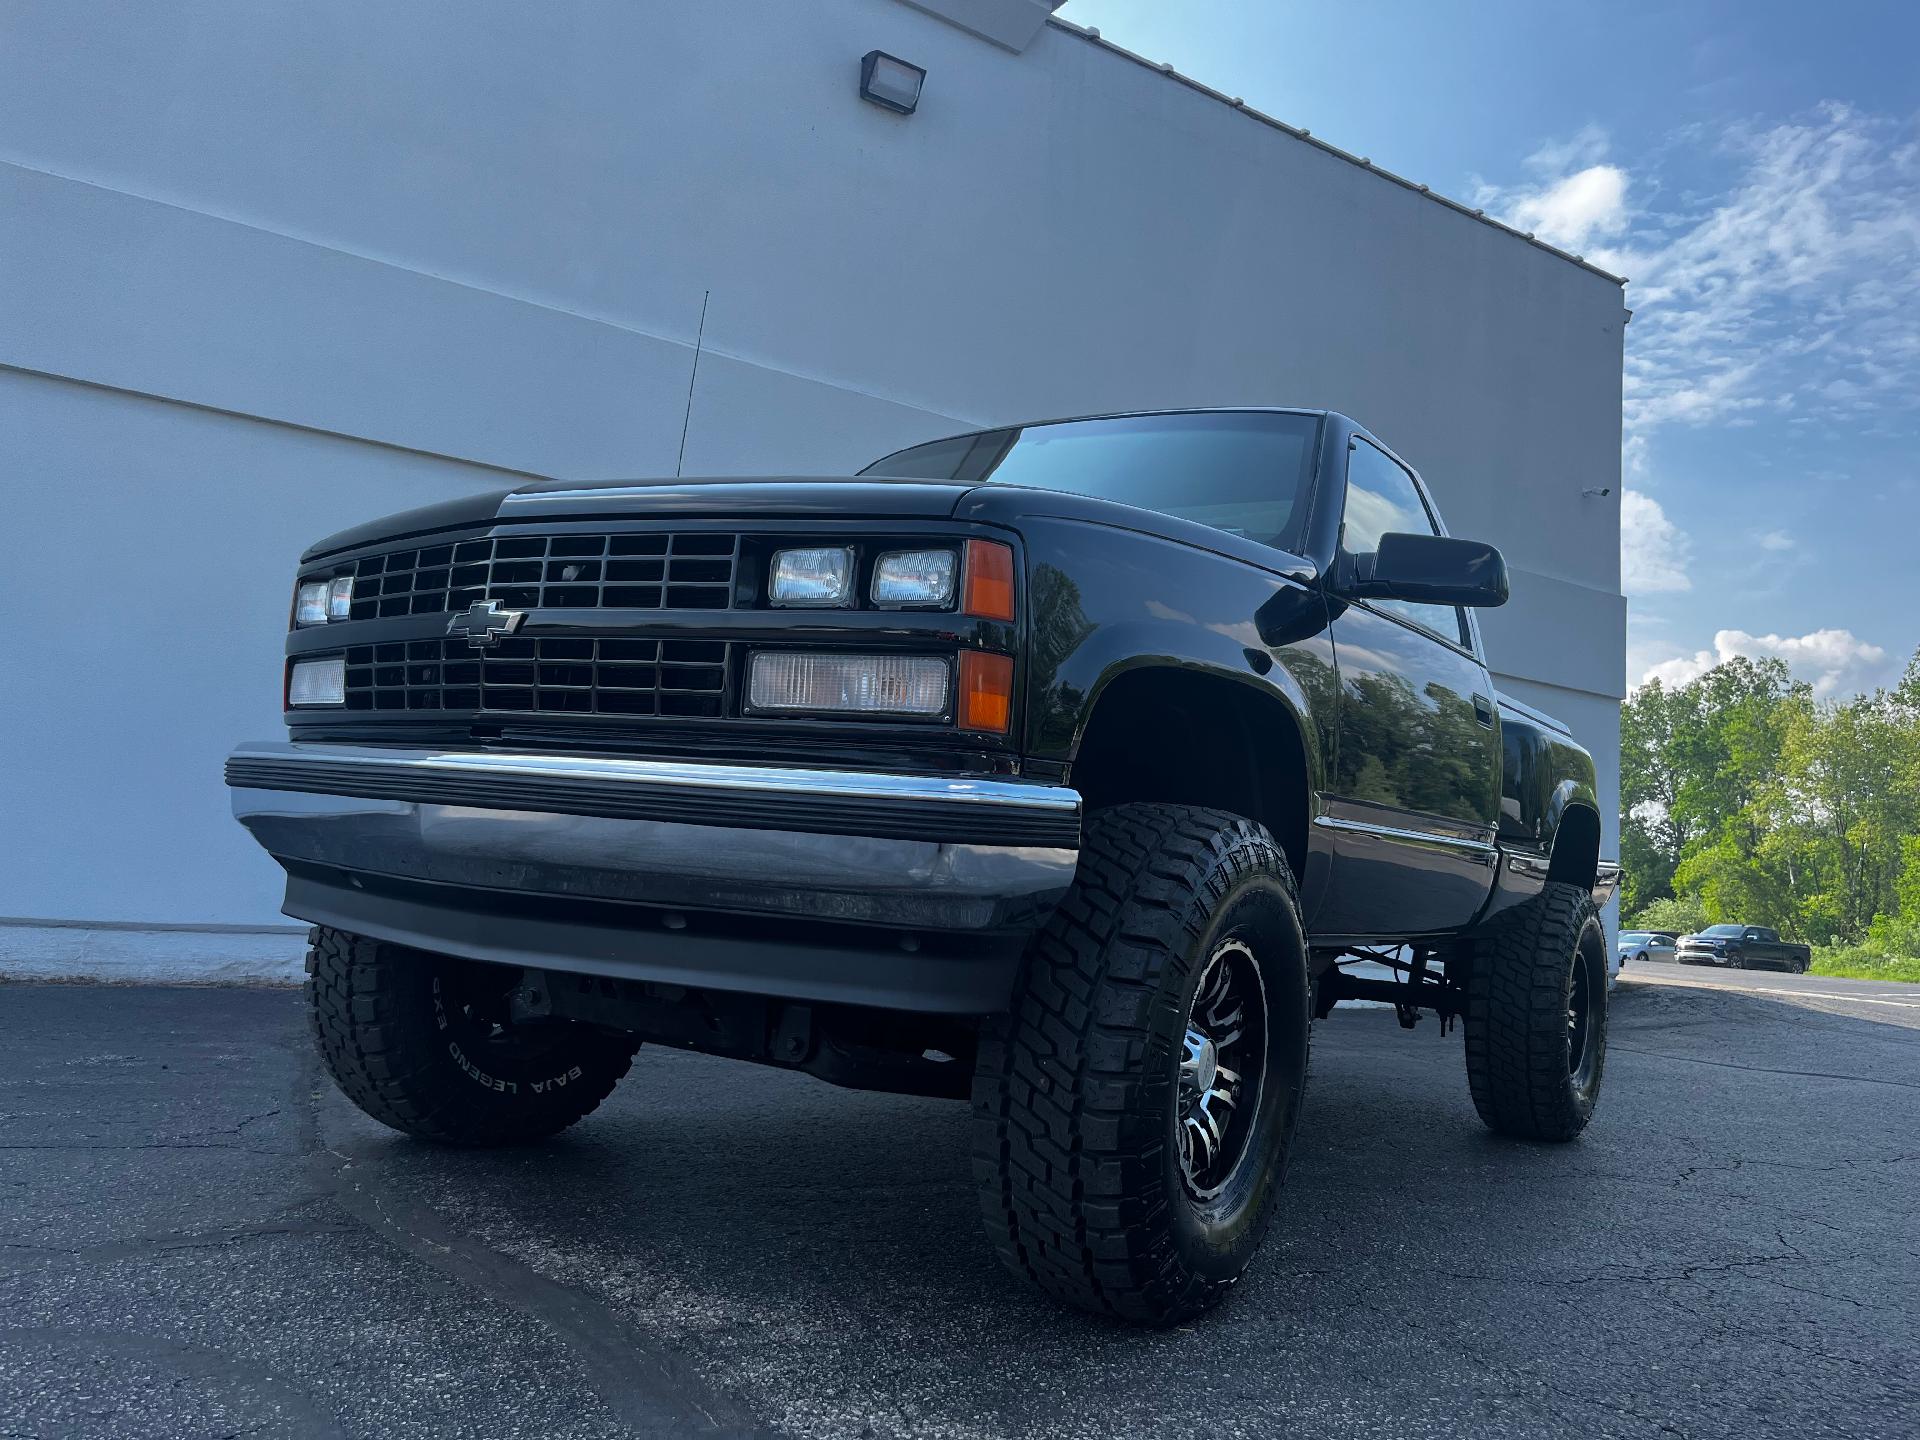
left=1504, top=852, right=1623, bottom=909
left=226, top=744, right=1082, bottom=1013
left=228, top=741, right=1081, bottom=931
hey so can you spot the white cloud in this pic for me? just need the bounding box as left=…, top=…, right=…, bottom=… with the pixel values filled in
left=1620, top=489, right=1691, bottom=594
left=1640, top=650, right=1718, bottom=690
left=1474, top=136, right=1629, bottom=255
left=1637, top=627, right=1891, bottom=698
left=1483, top=107, right=1920, bottom=440
left=1501, top=164, right=1630, bottom=253
left=1523, top=124, right=1612, bottom=177
left=1756, top=530, right=1794, bottom=552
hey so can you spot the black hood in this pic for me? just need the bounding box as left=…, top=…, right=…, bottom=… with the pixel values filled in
left=301, top=475, right=974, bottom=561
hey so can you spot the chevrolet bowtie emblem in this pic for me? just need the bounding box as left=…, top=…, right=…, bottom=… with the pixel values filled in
left=447, top=599, right=526, bottom=650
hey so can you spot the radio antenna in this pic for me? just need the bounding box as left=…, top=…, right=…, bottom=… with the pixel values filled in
left=675, top=289, right=710, bottom=478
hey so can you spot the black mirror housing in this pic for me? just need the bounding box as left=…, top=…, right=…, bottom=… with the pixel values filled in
left=1348, top=532, right=1509, bottom=608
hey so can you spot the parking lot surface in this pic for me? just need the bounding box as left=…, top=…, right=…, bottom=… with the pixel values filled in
left=3, top=968, right=1915, bottom=1439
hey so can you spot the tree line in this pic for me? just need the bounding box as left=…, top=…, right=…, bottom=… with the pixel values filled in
left=1619, top=648, right=1920, bottom=955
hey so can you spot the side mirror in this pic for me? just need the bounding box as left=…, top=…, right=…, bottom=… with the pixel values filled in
left=1347, top=532, right=1509, bottom=608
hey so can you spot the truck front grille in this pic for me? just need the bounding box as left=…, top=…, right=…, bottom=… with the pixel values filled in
left=341, top=532, right=738, bottom=620
left=343, top=637, right=730, bottom=719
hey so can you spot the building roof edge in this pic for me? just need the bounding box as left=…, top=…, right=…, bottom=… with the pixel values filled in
left=1046, top=18, right=1629, bottom=289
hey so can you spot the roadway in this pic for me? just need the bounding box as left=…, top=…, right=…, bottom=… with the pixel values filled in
left=2, top=968, right=1914, bottom=1438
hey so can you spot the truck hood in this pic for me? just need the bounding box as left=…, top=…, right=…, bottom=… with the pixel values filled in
left=301, top=475, right=976, bottom=560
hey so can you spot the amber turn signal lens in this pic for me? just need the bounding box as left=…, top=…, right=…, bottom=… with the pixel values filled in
left=962, top=539, right=1015, bottom=622
left=958, top=651, right=1014, bottom=734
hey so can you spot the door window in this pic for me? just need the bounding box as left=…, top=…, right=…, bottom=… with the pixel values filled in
left=1342, top=440, right=1467, bottom=645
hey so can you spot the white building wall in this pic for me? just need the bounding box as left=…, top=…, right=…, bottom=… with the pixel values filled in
left=0, top=0, right=1624, bottom=971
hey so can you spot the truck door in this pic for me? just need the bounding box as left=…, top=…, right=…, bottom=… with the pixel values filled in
left=1319, top=437, right=1502, bottom=938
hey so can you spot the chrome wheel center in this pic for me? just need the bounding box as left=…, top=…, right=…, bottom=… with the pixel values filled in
left=1183, top=1030, right=1220, bottom=1098
left=1177, top=939, right=1268, bottom=1199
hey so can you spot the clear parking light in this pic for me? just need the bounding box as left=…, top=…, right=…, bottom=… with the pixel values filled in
left=327, top=574, right=354, bottom=620
left=748, top=652, right=948, bottom=717
left=294, top=580, right=331, bottom=626
left=287, top=655, right=347, bottom=707
left=769, top=547, right=855, bottom=606
left=872, top=549, right=957, bottom=607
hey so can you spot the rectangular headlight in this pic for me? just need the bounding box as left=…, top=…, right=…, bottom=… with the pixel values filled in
left=294, top=580, right=330, bottom=627
left=287, top=655, right=346, bottom=707
left=748, top=652, right=948, bottom=717
left=872, top=549, right=957, bottom=608
left=769, top=547, right=854, bottom=606
left=327, top=574, right=354, bottom=620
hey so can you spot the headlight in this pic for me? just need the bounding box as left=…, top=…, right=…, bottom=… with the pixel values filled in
left=287, top=655, right=346, bottom=706
left=872, top=549, right=957, bottom=608
left=747, top=652, right=948, bottom=717
left=294, top=580, right=330, bottom=626
left=769, top=547, right=854, bottom=606
left=327, top=575, right=354, bottom=620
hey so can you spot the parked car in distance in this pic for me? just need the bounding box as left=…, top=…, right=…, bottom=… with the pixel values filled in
left=1676, top=924, right=1810, bottom=973
left=1617, top=930, right=1677, bottom=965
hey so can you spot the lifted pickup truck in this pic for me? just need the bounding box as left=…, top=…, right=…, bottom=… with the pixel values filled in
left=1677, top=925, right=1811, bottom=973
left=228, top=408, right=1619, bottom=1324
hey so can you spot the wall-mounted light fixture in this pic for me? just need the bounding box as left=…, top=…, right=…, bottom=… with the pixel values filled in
left=859, top=50, right=925, bottom=115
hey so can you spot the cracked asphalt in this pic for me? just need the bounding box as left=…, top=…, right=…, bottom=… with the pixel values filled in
left=2, top=967, right=1915, bottom=1439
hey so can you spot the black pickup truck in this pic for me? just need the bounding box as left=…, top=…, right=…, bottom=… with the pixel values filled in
left=228, top=408, right=1618, bottom=1324
left=1677, top=924, right=1811, bottom=972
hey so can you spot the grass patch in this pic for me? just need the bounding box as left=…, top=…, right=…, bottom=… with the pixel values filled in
left=1809, top=946, right=1920, bottom=984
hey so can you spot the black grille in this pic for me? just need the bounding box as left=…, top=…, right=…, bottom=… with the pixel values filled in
left=342, top=637, right=730, bottom=718
left=338, top=532, right=739, bottom=620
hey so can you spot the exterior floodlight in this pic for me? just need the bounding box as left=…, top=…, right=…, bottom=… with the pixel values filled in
left=860, top=51, right=924, bottom=115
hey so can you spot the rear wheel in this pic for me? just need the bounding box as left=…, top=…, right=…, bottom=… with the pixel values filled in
left=1464, top=882, right=1607, bottom=1142
left=307, top=927, right=638, bottom=1145
left=972, top=804, right=1311, bottom=1325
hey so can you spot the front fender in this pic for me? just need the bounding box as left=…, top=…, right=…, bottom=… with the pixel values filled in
left=1013, top=515, right=1337, bottom=796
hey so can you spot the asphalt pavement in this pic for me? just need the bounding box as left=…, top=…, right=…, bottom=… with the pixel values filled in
left=2, top=965, right=1915, bottom=1439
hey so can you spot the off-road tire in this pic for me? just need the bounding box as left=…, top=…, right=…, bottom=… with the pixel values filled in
left=972, top=804, right=1312, bottom=1326
left=307, top=926, right=638, bottom=1145
left=1464, top=881, right=1607, bottom=1141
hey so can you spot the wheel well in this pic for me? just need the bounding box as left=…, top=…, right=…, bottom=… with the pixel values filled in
left=1068, top=667, right=1309, bottom=881
left=1547, top=804, right=1602, bottom=890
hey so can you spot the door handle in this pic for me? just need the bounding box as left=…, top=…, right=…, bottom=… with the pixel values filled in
left=1472, top=693, right=1496, bottom=728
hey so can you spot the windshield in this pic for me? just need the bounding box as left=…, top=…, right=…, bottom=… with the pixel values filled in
left=1619, top=932, right=1650, bottom=943
left=1700, top=925, right=1745, bottom=938
left=861, top=411, right=1320, bottom=553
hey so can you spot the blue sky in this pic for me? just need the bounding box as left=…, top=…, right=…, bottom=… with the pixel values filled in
left=1057, top=0, right=1920, bottom=697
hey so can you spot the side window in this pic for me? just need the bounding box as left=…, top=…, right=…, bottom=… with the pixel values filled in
left=1342, top=439, right=1468, bottom=645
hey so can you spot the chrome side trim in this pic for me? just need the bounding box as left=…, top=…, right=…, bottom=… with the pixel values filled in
left=1314, top=814, right=1499, bottom=856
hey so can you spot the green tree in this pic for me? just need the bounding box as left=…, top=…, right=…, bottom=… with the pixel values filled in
left=1619, top=678, right=1687, bottom=910
left=1620, top=645, right=1920, bottom=956
left=1626, top=894, right=1708, bottom=936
